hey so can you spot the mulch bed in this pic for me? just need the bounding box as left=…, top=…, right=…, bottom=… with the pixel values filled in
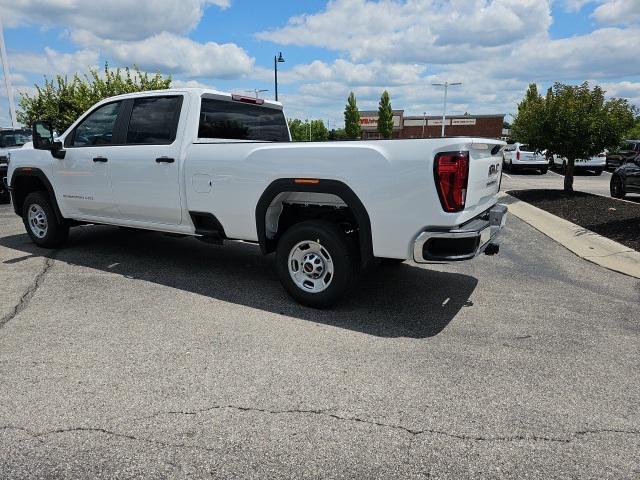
left=507, top=189, right=640, bottom=252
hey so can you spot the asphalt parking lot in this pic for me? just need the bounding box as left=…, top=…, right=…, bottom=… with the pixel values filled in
left=0, top=202, right=638, bottom=479
left=502, top=167, right=640, bottom=202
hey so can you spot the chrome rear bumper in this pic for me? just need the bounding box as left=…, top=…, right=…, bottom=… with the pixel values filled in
left=413, top=204, right=507, bottom=263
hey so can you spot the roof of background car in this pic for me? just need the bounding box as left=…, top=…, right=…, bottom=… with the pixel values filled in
left=101, top=87, right=283, bottom=109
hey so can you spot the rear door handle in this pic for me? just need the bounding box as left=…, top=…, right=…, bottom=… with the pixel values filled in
left=93, top=157, right=108, bottom=163
left=156, top=157, right=175, bottom=164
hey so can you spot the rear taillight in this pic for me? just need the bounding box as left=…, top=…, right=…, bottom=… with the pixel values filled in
left=434, top=151, right=469, bottom=212
left=516, top=150, right=520, bottom=161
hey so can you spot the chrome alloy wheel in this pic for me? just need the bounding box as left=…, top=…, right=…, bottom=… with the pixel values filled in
left=28, top=204, right=48, bottom=239
left=288, top=240, right=334, bottom=293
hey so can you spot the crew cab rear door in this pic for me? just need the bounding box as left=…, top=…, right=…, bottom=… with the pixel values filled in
left=108, top=94, right=185, bottom=225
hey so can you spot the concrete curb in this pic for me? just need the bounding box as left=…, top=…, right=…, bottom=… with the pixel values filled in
left=499, top=192, right=640, bottom=279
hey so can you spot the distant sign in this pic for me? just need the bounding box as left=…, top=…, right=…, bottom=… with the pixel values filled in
left=426, top=118, right=476, bottom=127
left=360, top=114, right=402, bottom=130
left=427, top=119, right=450, bottom=126
left=452, top=118, right=476, bottom=126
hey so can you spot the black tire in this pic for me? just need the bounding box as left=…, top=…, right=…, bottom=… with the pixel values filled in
left=276, top=220, right=357, bottom=308
left=509, top=160, right=516, bottom=173
left=540, top=167, right=548, bottom=175
left=594, top=168, right=603, bottom=176
left=22, top=191, right=69, bottom=248
left=610, top=175, right=626, bottom=199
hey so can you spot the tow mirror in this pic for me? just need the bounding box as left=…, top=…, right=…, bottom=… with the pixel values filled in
left=32, top=121, right=65, bottom=159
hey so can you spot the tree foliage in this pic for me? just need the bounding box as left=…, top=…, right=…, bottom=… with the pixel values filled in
left=17, top=63, right=172, bottom=133
left=377, top=90, right=394, bottom=139
left=287, top=118, right=329, bottom=142
left=512, top=82, right=636, bottom=191
left=344, top=91, right=361, bottom=139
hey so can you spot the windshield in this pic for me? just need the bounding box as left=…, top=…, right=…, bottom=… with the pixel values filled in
left=0, top=130, right=32, bottom=148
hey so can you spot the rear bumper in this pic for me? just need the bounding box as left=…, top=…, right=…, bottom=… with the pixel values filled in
left=413, top=204, right=507, bottom=263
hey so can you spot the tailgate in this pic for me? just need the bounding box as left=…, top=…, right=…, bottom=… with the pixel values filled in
left=465, top=142, right=504, bottom=217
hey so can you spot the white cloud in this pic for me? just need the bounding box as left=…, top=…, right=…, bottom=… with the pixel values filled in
left=593, top=0, right=640, bottom=25
left=9, top=47, right=99, bottom=76
left=257, top=0, right=552, bottom=63
left=1, top=0, right=230, bottom=41
left=70, top=31, right=253, bottom=78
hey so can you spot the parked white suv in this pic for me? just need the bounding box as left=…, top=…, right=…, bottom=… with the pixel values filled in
left=6, top=88, right=507, bottom=307
left=502, top=143, right=547, bottom=174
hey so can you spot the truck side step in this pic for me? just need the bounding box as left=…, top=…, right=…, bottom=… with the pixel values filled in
left=189, top=211, right=227, bottom=245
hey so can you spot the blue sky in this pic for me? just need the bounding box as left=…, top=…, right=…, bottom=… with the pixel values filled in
left=1, top=0, right=639, bottom=128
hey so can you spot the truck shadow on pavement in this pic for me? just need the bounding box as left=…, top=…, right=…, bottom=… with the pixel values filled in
left=0, top=226, right=478, bottom=339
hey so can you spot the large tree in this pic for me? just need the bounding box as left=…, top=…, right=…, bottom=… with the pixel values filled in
left=18, top=63, right=172, bottom=133
left=377, top=90, right=394, bottom=139
left=512, top=82, right=636, bottom=191
left=344, top=91, right=361, bottom=139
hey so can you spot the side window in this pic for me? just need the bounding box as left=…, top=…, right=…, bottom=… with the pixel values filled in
left=126, top=96, right=183, bottom=145
left=71, top=101, right=121, bottom=147
left=198, top=98, right=290, bottom=142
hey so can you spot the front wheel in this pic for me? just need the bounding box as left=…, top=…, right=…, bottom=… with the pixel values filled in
left=276, top=220, right=357, bottom=308
left=22, top=191, right=69, bottom=248
left=610, top=175, right=626, bottom=199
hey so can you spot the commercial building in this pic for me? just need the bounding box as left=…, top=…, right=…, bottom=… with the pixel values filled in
left=358, top=110, right=505, bottom=139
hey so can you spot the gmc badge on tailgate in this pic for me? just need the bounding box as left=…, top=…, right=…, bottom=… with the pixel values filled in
left=488, top=164, right=499, bottom=176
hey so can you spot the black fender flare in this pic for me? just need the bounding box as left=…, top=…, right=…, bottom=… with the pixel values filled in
left=255, top=178, right=373, bottom=267
left=10, top=167, right=65, bottom=223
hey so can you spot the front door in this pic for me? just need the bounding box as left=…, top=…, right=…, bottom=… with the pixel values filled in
left=108, top=95, right=185, bottom=225
left=53, top=100, right=122, bottom=218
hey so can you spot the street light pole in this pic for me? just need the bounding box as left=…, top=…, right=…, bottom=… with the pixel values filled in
left=274, top=52, right=285, bottom=101
left=432, top=81, right=462, bottom=138
left=0, top=11, right=18, bottom=128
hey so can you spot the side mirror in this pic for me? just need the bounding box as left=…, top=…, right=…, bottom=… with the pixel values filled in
left=32, top=121, right=65, bottom=159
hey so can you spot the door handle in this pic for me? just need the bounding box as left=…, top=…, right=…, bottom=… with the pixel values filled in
left=93, top=157, right=108, bottom=163
left=156, top=157, right=175, bottom=164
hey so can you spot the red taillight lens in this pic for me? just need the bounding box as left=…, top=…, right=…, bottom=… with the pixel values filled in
left=434, top=151, right=469, bottom=212
left=516, top=150, right=520, bottom=161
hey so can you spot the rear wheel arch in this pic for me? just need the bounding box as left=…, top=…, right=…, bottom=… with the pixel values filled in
left=10, top=168, right=64, bottom=223
left=255, top=179, right=373, bottom=267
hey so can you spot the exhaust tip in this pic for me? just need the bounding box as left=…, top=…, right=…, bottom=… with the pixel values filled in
left=484, top=243, right=500, bottom=256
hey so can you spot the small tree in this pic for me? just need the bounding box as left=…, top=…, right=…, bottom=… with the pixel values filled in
left=344, top=91, right=361, bottom=139
left=287, top=118, right=329, bottom=141
left=377, top=90, right=393, bottom=139
left=18, top=63, right=172, bottom=133
left=512, top=82, right=636, bottom=192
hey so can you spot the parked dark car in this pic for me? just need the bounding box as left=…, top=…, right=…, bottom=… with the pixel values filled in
left=606, top=140, right=640, bottom=169
left=610, top=154, right=640, bottom=199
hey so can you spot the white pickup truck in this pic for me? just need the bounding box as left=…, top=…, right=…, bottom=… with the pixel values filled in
left=5, top=88, right=507, bottom=307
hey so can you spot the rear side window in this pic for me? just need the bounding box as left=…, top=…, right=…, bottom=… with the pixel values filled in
left=71, top=101, right=121, bottom=147
left=518, top=144, right=531, bottom=152
left=126, top=96, right=183, bottom=145
left=198, top=98, right=290, bottom=142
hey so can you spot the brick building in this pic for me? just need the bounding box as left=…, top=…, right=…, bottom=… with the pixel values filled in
left=358, top=110, right=504, bottom=139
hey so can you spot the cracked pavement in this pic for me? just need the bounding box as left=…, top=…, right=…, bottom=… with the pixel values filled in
left=0, top=202, right=638, bottom=479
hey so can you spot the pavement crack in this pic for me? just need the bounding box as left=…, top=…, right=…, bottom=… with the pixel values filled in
left=133, top=404, right=640, bottom=444
left=0, top=256, right=54, bottom=329
left=0, top=425, right=45, bottom=443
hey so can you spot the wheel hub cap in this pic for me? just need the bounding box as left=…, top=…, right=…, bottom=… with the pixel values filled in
left=288, top=241, right=334, bottom=293
left=28, top=204, right=48, bottom=239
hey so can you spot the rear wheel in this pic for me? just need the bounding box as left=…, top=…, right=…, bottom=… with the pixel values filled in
left=276, top=220, right=357, bottom=308
left=22, top=191, right=69, bottom=248
left=610, top=175, right=626, bottom=199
